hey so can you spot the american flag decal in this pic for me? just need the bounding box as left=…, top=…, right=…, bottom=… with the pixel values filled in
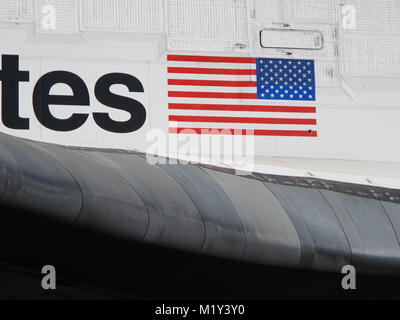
left=167, top=55, right=318, bottom=137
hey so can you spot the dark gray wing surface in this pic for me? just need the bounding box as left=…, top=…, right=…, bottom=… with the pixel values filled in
left=1, top=132, right=400, bottom=275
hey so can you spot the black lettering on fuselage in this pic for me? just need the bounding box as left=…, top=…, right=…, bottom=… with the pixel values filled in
left=33, top=71, right=90, bottom=132
left=0, top=55, right=30, bottom=129
left=94, top=73, right=146, bottom=133
left=0, top=54, right=147, bottom=133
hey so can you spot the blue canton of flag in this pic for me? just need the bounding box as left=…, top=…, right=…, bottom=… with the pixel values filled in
left=256, top=58, right=316, bottom=101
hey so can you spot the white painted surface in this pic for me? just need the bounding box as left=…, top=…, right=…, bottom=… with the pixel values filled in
left=0, top=0, right=399, bottom=188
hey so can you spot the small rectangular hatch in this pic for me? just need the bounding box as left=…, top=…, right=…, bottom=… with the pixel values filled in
left=260, top=28, right=324, bottom=50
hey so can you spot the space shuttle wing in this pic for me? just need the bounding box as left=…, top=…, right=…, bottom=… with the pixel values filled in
left=1, top=132, right=400, bottom=276
left=1, top=1, right=400, bottom=298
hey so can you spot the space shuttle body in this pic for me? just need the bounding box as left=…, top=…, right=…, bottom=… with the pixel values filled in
left=1, top=0, right=400, bottom=292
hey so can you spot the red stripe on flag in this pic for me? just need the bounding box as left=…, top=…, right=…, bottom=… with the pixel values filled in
left=168, top=79, right=258, bottom=87
left=167, top=55, right=257, bottom=64
left=169, top=128, right=318, bottom=137
left=169, top=115, right=317, bottom=125
left=168, top=92, right=258, bottom=99
left=168, top=67, right=257, bottom=75
left=168, top=103, right=316, bottom=113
